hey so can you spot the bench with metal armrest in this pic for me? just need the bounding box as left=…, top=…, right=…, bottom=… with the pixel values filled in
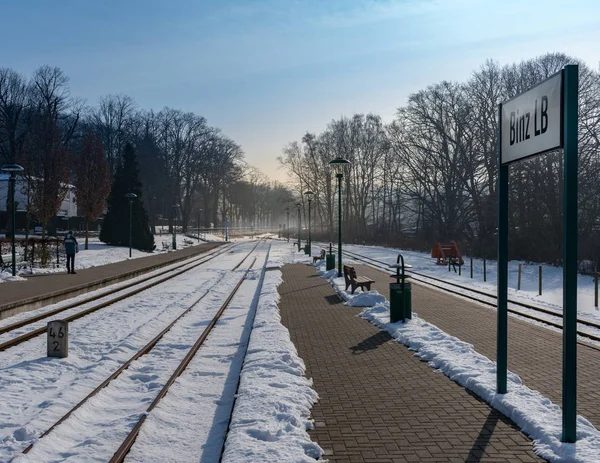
left=343, top=264, right=375, bottom=294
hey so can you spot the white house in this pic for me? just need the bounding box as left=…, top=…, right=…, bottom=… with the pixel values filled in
left=0, top=174, right=78, bottom=217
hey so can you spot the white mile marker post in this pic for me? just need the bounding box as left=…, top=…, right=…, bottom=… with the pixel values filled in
left=47, top=320, right=68, bottom=358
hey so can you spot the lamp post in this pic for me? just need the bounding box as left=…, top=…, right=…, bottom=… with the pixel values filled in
left=172, top=204, right=179, bottom=250
left=2, top=163, right=24, bottom=276
left=125, top=193, right=137, bottom=258
left=296, top=202, right=302, bottom=252
left=197, top=208, right=202, bottom=242
left=304, top=191, right=314, bottom=255
left=285, top=207, right=290, bottom=242
left=329, top=157, right=350, bottom=277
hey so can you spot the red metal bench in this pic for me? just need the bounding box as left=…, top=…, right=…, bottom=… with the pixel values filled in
left=431, top=241, right=464, bottom=266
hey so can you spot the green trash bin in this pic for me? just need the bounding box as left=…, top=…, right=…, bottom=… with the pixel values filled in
left=390, top=281, right=412, bottom=322
left=389, top=253, right=412, bottom=323
left=326, top=243, right=335, bottom=271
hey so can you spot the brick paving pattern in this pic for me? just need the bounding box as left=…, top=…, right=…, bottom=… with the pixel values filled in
left=279, top=264, right=543, bottom=462
left=353, top=263, right=600, bottom=430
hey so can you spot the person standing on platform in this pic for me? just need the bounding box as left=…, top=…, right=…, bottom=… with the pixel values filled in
left=64, top=231, right=79, bottom=274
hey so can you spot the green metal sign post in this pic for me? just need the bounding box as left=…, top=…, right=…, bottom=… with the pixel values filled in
left=562, top=64, right=578, bottom=444
left=497, top=64, right=578, bottom=443
left=497, top=104, right=508, bottom=395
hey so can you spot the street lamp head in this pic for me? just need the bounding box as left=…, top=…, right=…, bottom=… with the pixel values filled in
left=329, top=157, right=350, bottom=177
left=1, top=163, right=24, bottom=174
left=304, top=190, right=314, bottom=202
left=125, top=193, right=137, bottom=199
left=295, top=202, right=302, bottom=210
left=285, top=206, right=290, bottom=213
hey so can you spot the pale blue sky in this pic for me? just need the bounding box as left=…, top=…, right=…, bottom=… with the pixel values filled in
left=1, top=0, right=599, bottom=180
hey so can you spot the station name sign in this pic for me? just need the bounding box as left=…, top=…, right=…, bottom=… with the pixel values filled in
left=500, top=71, right=563, bottom=165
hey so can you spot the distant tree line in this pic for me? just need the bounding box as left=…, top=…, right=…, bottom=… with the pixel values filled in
left=0, top=65, right=294, bottom=249
left=280, top=53, right=600, bottom=265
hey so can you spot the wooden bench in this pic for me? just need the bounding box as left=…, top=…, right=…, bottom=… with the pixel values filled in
left=343, top=265, right=375, bottom=294
left=312, top=249, right=326, bottom=263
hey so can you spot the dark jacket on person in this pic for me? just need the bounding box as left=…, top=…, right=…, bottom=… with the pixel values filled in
left=64, top=233, right=78, bottom=255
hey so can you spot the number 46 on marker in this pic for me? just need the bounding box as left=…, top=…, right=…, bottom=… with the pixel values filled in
left=47, top=320, right=68, bottom=358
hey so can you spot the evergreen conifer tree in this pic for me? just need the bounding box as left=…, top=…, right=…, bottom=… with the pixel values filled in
left=100, top=143, right=155, bottom=251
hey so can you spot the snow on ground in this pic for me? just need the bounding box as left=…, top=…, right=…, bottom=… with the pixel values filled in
left=0, top=233, right=212, bottom=283
left=322, top=243, right=600, bottom=322
left=222, top=244, right=323, bottom=462
left=3, top=241, right=324, bottom=462
left=315, top=260, right=600, bottom=463
left=1, top=242, right=256, bottom=461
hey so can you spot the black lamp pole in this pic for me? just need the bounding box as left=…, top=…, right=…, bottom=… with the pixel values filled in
left=304, top=191, right=314, bottom=255
left=125, top=193, right=137, bottom=258
left=286, top=207, right=290, bottom=242
left=296, top=203, right=302, bottom=252
left=2, top=164, right=24, bottom=276
left=172, top=204, right=179, bottom=250
left=329, top=157, right=350, bottom=277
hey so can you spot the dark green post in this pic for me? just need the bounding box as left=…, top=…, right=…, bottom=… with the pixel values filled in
left=10, top=175, right=17, bottom=276
left=172, top=204, right=178, bottom=250
left=329, top=157, right=350, bottom=277
left=595, top=272, right=598, bottom=308
left=125, top=193, right=137, bottom=258
left=562, top=64, right=578, bottom=444
left=304, top=191, right=314, bottom=255
left=336, top=173, right=343, bottom=277
left=307, top=200, right=312, bottom=254
left=129, top=201, right=133, bottom=257
left=2, top=164, right=25, bottom=276
left=296, top=203, right=302, bottom=252
left=497, top=103, right=508, bottom=395
left=286, top=207, right=290, bottom=242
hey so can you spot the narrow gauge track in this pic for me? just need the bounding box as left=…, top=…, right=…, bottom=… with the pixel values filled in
left=339, top=247, right=600, bottom=344
left=0, top=242, right=240, bottom=352
left=21, top=241, right=266, bottom=458
left=111, top=243, right=271, bottom=463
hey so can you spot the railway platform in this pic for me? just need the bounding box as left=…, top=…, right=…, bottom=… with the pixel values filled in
left=351, top=263, right=600, bottom=431
left=0, top=242, right=222, bottom=320
left=279, top=263, right=544, bottom=462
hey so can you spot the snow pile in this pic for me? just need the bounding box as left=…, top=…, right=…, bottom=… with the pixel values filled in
left=222, top=269, right=323, bottom=462
left=320, top=267, right=600, bottom=462
left=345, top=291, right=386, bottom=307
left=0, top=272, right=27, bottom=283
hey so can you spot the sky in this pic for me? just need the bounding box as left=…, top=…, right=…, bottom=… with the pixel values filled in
left=1, top=0, right=599, bottom=182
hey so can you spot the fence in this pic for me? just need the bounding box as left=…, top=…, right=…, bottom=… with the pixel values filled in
left=0, top=238, right=68, bottom=271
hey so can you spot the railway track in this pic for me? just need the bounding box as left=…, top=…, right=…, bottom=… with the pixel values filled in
left=19, top=241, right=269, bottom=460
left=0, top=242, right=242, bottom=352
left=339, top=247, right=600, bottom=344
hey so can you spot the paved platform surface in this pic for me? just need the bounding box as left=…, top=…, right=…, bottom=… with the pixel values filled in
left=279, top=264, right=543, bottom=462
left=0, top=242, right=222, bottom=316
left=352, top=263, right=600, bottom=430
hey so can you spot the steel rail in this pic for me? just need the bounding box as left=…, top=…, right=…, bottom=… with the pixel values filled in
left=109, top=256, right=260, bottom=463
left=340, top=248, right=600, bottom=344
left=0, top=242, right=254, bottom=352
left=0, top=244, right=231, bottom=337
left=21, top=241, right=264, bottom=456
